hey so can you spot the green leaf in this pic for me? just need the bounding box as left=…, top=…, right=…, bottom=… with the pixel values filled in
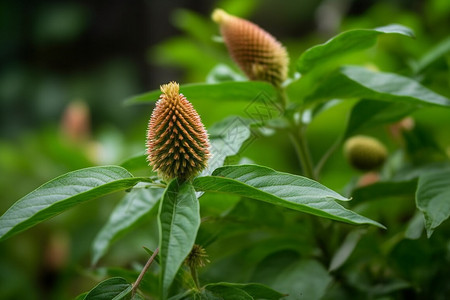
left=205, top=283, right=286, bottom=300
left=83, top=277, right=132, bottom=300
left=125, top=81, right=280, bottom=127
left=202, top=116, right=253, bottom=177
left=168, top=290, right=196, bottom=300
left=306, top=66, right=450, bottom=107
left=75, top=293, right=88, bottom=300
left=159, top=180, right=200, bottom=299
left=405, top=211, right=424, bottom=240
left=0, top=166, right=149, bottom=242
left=351, top=179, right=417, bottom=204
left=119, top=154, right=151, bottom=173
left=369, top=278, right=411, bottom=297
left=206, top=64, right=246, bottom=83
left=125, top=81, right=278, bottom=105
left=344, top=99, right=416, bottom=138
left=329, top=230, right=364, bottom=272
left=91, top=185, right=164, bottom=265
left=131, top=294, right=145, bottom=300
left=297, top=24, right=414, bottom=73
left=193, top=165, right=384, bottom=228
left=204, top=284, right=253, bottom=299
left=172, top=9, right=216, bottom=44
left=392, top=162, right=450, bottom=181
left=416, top=169, right=450, bottom=237
left=272, top=259, right=332, bottom=300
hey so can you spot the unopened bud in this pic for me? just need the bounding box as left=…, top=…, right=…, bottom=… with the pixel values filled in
left=61, top=100, right=90, bottom=143
left=212, top=9, right=289, bottom=87
left=146, top=82, right=210, bottom=181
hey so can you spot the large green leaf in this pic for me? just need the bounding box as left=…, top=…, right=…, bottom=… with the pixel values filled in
left=0, top=166, right=149, bottom=242
left=158, top=180, right=200, bottom=299
left=203, top=285, right=252, bottom=299
left=306, top=66, right=450, bottom=107
left=344, top=99, right=416, bottom=138
left=202, top=116, right=253, bottom=177
left=416, top=169, right=450, bottom=237
left=297, top=24, right=414, bottom=73
left=82, top=277, right=132, bottom=300
left=193, top=165, right=384, bottom=228
left=351, top=179, right=418, bottom=204
left=125, top=81, right=280, bottom=127
left=125, top=81, right=277, bottom=105
left=205, top=283, right=286, bottom=299
left=91, top=185, right=164, bottom=265
left=272, top=259, right=332, bottom=300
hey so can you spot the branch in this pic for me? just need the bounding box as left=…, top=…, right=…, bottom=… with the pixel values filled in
left=132, top=247, right=159, bottom=297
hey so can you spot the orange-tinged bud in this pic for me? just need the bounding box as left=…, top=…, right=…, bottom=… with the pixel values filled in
left=212, top=9, right=289, bottom=87
left=146, top=82, right=210, bottom=181
left=357, top=172, right=380, bottom=187
left=61, top=100, right=90, bottom=143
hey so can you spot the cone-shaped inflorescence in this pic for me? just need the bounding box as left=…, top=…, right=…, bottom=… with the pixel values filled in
left=212, top=9, right=289, bottom=87
left=344, top=135, right=387, bottom=171
left=146, top=82, right=210, bottom=181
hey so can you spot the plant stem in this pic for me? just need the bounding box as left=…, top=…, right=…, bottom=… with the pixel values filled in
left=278, top=87, right=315, bottom=179
left=132, top=247, right=159, bottom=297
left=278, top=88, right=288, bottom=110
left=289, top=125, right=315, bottom=180
left=190, top=265, right=200, bottom=290
left=314, top=137, right=342, bottom=179
left=150, top=183, right=168, bottom=189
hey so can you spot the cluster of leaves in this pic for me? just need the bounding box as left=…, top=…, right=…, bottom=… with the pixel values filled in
left=1, top=6, right=450, bottom=300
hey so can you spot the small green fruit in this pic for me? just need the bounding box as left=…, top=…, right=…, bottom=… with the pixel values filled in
left=344, top=135, right=387, bottom=171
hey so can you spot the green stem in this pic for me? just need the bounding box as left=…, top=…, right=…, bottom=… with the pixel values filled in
left=278, top=86, right=315, bottom=179
left=289, top=125, right=315, bottom=180
left=278, top=88, right=288, bottom=110
left=314, top=136, right=342, bottom=179
left=190, top=265, right=200, bottom=290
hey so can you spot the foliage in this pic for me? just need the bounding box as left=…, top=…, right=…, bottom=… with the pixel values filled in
left=1, top=1, right=450, bottom=299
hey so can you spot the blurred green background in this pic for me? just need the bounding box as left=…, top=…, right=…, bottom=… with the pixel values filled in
left=0, top=0, right=449, bottom=299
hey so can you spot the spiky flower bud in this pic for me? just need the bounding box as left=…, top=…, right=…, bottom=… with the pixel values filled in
left=344, top=135, right=388, bottom=171
left=146, top=82, right=210, bottom=181
left=185, top=244, right=210, bottom=269
left=212, top=9, right=289, bottom=87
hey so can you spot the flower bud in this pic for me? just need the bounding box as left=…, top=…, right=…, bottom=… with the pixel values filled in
left=146, top=82, right=210, bottom=181
left=185, top=244, right=210, bottom=269
left=344, top=135, right=387, bottom=171
left=212, top=9, right=289, bottom=87
left=61, top=100, right=90, bottom=143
